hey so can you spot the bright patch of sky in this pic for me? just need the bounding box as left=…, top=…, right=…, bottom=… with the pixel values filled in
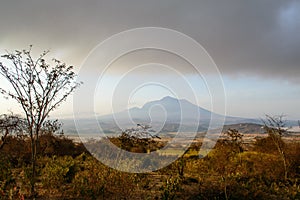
left=1, top=73, right=300, bottom=120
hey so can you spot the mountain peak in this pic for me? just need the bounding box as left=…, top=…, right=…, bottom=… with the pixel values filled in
left=161, top=96, right=178, bottom=101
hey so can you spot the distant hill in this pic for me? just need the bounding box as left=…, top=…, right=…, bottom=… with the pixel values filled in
left=221, top=123, right=264, bottom=134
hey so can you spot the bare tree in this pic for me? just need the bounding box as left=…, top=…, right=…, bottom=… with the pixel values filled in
left=0, top=113, right=25, bottom=150
left=0, top=46, right=82, bottom=196
left=262, top=115, right=288, bottom=180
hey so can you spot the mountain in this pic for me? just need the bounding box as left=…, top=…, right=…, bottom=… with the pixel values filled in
left=100, top=96, right=216, bottom=123
left=95, top=96, right=258, bottom=133
left=61, top=96, right=298, bottom=134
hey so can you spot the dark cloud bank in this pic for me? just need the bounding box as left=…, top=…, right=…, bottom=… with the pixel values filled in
left=0, top=0, right=299, bottom=82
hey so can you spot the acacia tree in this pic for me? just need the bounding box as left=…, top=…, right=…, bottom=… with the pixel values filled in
left=224, top=128, right=244, bottom=153
left=109, top=124, right=162, bottom=154
left=0, top=46, right=82, bottom=196
left=262, top=115, right=288, bottom=180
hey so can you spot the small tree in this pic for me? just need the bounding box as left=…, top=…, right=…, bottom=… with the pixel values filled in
left=0, top=46, right=82, bottom=196
left=224, top=128, right=244, bottom=153
left=262, top=115, right=288, bottom=180
left=40, top=119, right=64, bottom=136
left=0, top=113, right=25, bottom=150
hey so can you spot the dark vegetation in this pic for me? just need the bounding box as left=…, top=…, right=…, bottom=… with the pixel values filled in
left=0, top=118, right=300, bottom=199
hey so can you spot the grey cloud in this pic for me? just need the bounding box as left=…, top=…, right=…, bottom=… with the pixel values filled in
left=0, top=0, right=299, bottom=82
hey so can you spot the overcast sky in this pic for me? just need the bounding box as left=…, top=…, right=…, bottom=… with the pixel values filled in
left=0, top=0, right=299, bottom=119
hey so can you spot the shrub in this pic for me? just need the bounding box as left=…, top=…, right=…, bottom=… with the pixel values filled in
left=38, top=133, right=87, bottom=157
left=40, top=156, right=78, bottom=196
left=160, top=176, right=182, bottom=200
left=0, top=156, right=16, bottom=199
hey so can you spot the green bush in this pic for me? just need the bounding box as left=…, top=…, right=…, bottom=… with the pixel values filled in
left=160, top=176, right=182, bottom=200
left=40, top=156, right=78, bottom=195
left=0, top=157, right=13, bottom=196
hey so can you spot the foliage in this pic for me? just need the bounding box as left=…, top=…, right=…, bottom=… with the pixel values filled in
left=71, top=155, right=107, bottom=199
left=40, top=156, right=78, bottom=197
left=0, top=156, right=16, bottom=199
left=160, top=176, right=182, bottom=200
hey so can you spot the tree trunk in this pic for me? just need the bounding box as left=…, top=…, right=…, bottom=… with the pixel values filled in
left=281, top=151, right=288, bottom=180
left=275, top=139, right=288, bottom=180
left=30, top=137, right=37, bottom=198
left=30, top=125, right=40, bottom=198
